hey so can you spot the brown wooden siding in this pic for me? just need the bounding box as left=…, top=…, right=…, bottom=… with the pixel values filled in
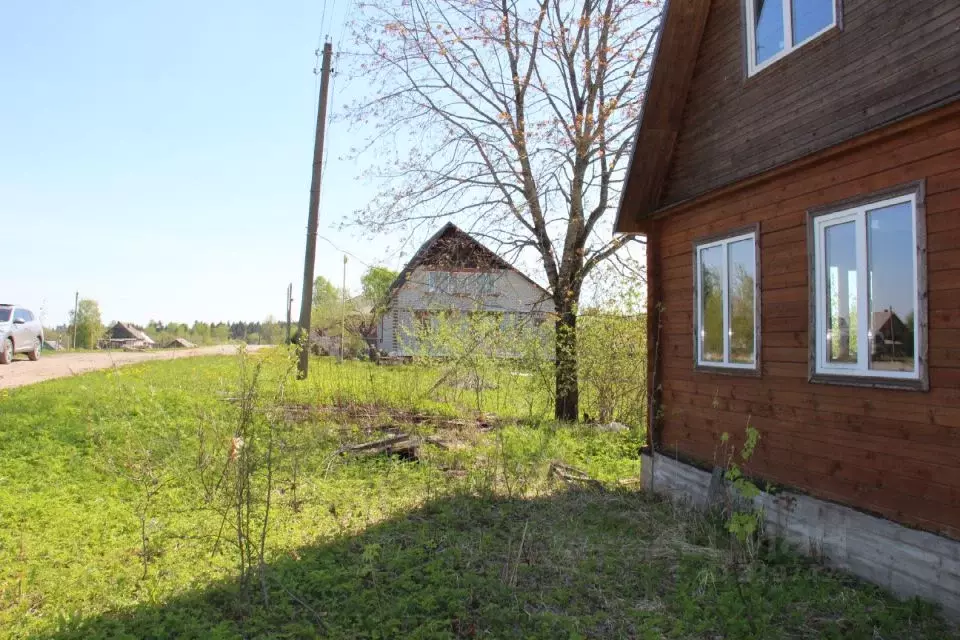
left=660, top=0, right=960, bottom=208
left=653, top=103, right=960, bottom=539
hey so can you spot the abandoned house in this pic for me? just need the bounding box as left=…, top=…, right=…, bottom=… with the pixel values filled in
left=102, top=322, right=157, bottom=350
left=615, top=0, right=960, bottom=617
left=378, top=223, right=555, bottom=357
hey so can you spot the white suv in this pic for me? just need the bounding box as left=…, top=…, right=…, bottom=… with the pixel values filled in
left=0, top=304, right=43, bottom=364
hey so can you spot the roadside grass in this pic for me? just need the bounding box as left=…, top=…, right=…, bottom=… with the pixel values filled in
left=0, top=351, right=955, bottom=638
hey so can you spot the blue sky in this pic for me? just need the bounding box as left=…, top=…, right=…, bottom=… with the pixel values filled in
left=1, top=0, right=401, bottom=326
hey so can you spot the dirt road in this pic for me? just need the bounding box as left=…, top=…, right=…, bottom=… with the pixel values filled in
left=0, top=345, right=259, bottom=390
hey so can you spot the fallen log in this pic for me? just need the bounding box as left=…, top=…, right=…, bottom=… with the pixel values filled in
left=336, top=433, right=451, bottom=461
left=548, top=462, right=603, bottom=488
left=336, top=434, right=413, bottom=456
left=422, top=435, right=451, bottom=450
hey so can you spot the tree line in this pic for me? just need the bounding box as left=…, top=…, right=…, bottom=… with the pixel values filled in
left=143, top=319, right=289, bottom=346
left=45, top=298, right=293, bottom=349
left=46, top=265, right=400, bottom=350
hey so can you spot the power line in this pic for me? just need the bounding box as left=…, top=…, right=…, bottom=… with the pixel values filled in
left=327, top=0, right=341, bottom=40
left=334, top=0, right=355, bottom=57
left=319, top=0, right=329, bottom=41
left=316, top=234, right=373, bottom=269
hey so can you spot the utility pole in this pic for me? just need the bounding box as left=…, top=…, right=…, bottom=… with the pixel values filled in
left=72, top=291, right=79, bottom=350
left=297, top=41, right=333, bottom=379
left=339, top=255, right=347, bottom=363
left=286, top=283, right=294, bottom=344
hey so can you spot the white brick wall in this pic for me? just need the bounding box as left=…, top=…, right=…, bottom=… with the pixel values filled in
left=394, top=267, right=553, bottom=313
left=384, top=267, right=554, bottom=356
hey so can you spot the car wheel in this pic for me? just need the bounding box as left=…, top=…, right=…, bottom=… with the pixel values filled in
left=28, top=338, right=41, bottom=361
left=0, top=338, right=12, bottom=365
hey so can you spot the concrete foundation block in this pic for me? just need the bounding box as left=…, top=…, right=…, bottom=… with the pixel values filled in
left=641, top=451, right=960, bottom=620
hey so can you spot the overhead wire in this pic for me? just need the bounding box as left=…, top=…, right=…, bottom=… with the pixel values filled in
left=309, top=0, right=415, bottom=282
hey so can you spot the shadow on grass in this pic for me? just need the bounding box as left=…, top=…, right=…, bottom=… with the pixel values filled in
left=39, top=488, right=956, bottom=640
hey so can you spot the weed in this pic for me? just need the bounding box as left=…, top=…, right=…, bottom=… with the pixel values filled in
left=0, top=355, right=954, bottom=639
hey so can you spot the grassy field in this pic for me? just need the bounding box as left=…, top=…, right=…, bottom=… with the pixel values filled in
left=0, top=351, right=955, bottom=639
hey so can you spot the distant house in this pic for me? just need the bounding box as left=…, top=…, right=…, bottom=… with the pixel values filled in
left=102, top=322, right=156, bottom=350
left=311, top=328, right=343, bottom=356
left=165, top=337, right=197, bottom=349
left=613, top=0, right=960, bottom=617
left=309, top=295, right=378, bottom=357
left=378, top=223, right=554, bottom=357
left=870, top=309, right=913, bottom=364
left=346, top=294, right=378, bottom=345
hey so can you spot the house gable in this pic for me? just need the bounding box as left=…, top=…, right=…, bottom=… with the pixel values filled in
left=379, top=223, right=555, bottom=356
left=386, top=223, right=552, bottom=311
left=108, top=322, right=156, bottom=345
left=616, top=0, right=960, bottom=232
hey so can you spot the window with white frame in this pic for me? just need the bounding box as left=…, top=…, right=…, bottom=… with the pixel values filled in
left=695, top=230, right=758, bottom=370
left=746, top=0, right=837, bottom=75
left=811, top=188, right=924, bottom=384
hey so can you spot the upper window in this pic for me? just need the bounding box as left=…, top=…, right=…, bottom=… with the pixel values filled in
left=471, top=273, right=496, bottom=296
left=695, top=229, right=759, bottom=371
left=426, top=271, right=451, bottom=293
left=810, top=185, right=925, bottom=388
left=746, top=0, right=837, bottom=75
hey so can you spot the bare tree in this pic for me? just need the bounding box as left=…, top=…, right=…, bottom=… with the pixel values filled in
left=346, top=0, right=661, bottom=419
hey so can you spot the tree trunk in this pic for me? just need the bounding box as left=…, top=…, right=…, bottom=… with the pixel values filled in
left=554, top=306, right=579, bottom=421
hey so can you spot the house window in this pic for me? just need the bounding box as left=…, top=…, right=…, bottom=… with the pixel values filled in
left=810, top=185, right=925, bottom=387
left=746, top=0, right=837, bottom=75
left=694, top=229, right=759, bottom=371
left=476, top=273, right=494, bottom=295
left=426, top=271, right=452, bottom=294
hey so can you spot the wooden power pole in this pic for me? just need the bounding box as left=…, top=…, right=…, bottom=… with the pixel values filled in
left=72, top=291, right=79, bottom=350
left=286, top=282, right=294, bottom=344
left=339, top=255, right=347, bottom=363
left=297, top=41, right=333, bottom=379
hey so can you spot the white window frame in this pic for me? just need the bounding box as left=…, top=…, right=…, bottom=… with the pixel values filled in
left=812, top=192, right=921, bottom=382
left=694, top=229, right=759, bottom=371
left=745, top=0, right=838, bottom=76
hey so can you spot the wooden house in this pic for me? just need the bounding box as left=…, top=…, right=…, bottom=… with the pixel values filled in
left=165, top=337, right=197, bottom=349
left=102, top=322, right=157, bottom=350
left=615, top=0, right=960, bottom=616
left=378, top=223, right=554, bottom=357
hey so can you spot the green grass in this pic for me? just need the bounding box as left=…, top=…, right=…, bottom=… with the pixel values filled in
left=297, top=357, right=556, bottom=420
left=0, top=352, right=955, bottom=639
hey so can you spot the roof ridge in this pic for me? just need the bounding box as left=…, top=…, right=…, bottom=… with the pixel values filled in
left=385, top=222, right=551, bottom=300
